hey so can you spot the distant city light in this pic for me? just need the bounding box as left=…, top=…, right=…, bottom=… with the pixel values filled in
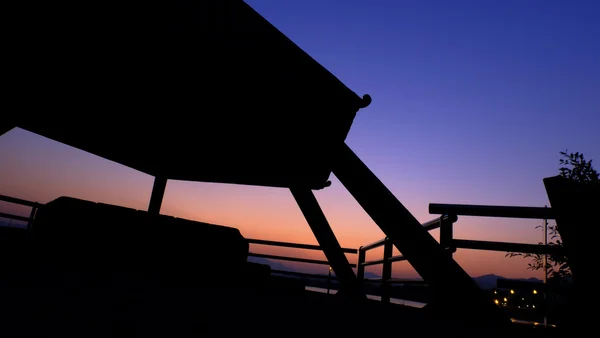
left=494, top=299, right=499, bottom=305
left=510, top=289, right=515, bottom=294
left=503, top=297, right=507, bottom=302
left=533, top=290, right=538, bottom=294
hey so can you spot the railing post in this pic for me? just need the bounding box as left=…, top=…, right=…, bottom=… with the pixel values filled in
left=27, top=204, right=39, bottom=229
left=327, top=266, right=333, bottom=295
left=440, top=214, right=456, bottom=258
left=381, top=238, right=393, bottom=304
left=148, top=175, right=167, bottom=214
left=356, top=247, right=365, bottom=283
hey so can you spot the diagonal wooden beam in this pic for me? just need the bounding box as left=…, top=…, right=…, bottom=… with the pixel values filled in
left=331, top=142, right=509, bottom=326
left=290, top=187, right=364, bottom=298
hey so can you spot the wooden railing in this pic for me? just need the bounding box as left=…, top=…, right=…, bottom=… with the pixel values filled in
left=0, top=193, right=563, bottom=313
left=353, top=203, right=562, bottom=307
left=247, top=238, right=357, bottom=281
left=427, top=203, right=562, bottom=325
left=429, top=203, right=561, bottom=256
left=0, top=195, right=43, bottom=228
left=356, top=214, right=456, bottom=303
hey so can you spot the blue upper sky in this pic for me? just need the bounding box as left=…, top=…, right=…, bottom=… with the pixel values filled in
left=247, top=0, right=600, bottom=204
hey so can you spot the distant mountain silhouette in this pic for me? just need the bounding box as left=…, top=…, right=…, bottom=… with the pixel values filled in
left=473, top=274, right=542, bottom=289
left=247, top=256, right=296, bottom=272
left=245, top=258, right=384, bottom=279
left=364, top=272, right=380, bottom=279
left=245, top=258, right=542, bottom=290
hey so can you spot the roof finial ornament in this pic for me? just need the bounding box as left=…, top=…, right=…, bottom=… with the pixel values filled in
left=359, top=94, right=372, bottom=108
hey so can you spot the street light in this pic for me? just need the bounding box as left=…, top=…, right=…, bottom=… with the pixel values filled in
left=327, top=266, right=333, bottom=294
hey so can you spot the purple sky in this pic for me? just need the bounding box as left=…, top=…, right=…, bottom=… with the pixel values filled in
left=1, top=0, right=599, bottom=278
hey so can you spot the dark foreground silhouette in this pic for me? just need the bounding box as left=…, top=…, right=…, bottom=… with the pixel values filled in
left=0, top=196, right=563, bottom=337
left=3, top=1, right=589, bottom=333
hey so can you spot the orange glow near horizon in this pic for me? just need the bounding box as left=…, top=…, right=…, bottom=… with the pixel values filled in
left=1, top=128, right=546, bottom=280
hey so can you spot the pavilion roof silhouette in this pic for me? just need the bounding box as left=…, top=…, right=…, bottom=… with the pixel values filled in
left=6, top=0, right=371, bottom=189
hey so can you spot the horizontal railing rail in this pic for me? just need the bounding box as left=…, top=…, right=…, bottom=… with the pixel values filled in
left=359, top=214, right=458, bottom=254
left=360, top=238, right=386, bottom=252
left=422, top=214, right=458, bottom=231
left=429, top=203, right=555, bottom=220
left=271, top=269, right=338, bottom=280
left=246, top=238, right=358, bottom=273
left=0, top=212, right=32, bottom=223
left=247, top=238, right=357, bottom=254
left=452, top=239, right=563, bottom=256
left=246, top=237, right=359, bottom=293
left=247, top=252, right=356, bottom=268
left=362, top=254, right=407, bottom=267
left=0, top=195, right=43, bottom=208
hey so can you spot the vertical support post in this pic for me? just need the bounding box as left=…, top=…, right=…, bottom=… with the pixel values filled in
left=148, top=175, right=167, bottom=215
left=439, top=214, right=456, bottom=258
left=381, top=238, right=393, bottom=304
left=290, top=188, right=364, bottom=298
left=331, top=142, right=509, bottom=326
left=543, top=175, right=598, bottom=330
left=356, top=248, right=365, bottom=283
left=543, top=176, right=597, bottom=287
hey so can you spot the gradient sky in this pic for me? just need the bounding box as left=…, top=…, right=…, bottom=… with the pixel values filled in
left=1, top=0, right=599, bottom=279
